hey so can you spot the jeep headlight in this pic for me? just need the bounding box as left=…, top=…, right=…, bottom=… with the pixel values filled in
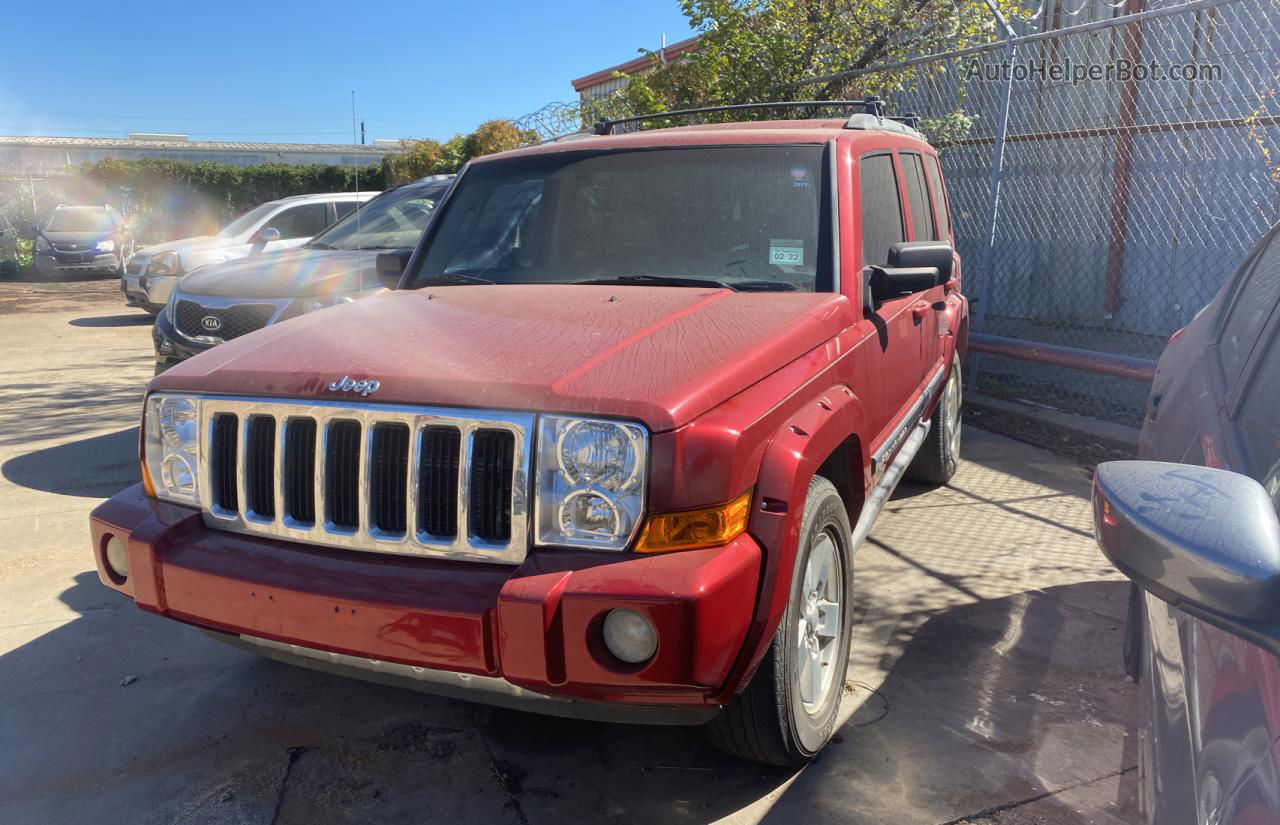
left=35, top=236, right=50, bottom=251
left=143, top=394, right=201, bottom=506
left=95, top=239, right=115, bottom=253
left=535, top=416, right=647, bottom=551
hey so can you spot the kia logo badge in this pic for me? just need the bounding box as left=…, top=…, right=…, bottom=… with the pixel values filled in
left=200, top=315, right=223, bottom=332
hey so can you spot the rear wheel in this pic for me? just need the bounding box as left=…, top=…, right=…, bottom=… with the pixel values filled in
left=705, top=476, right=853, bottom=766
left=906, top=354, right=962, bottom=485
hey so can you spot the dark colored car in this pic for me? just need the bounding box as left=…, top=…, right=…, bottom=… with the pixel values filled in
left=34, top=204, right=134, bottom=278
left=152, top=175, right=452, bottom=372
left=1093, top=220, right=1280, bottom=824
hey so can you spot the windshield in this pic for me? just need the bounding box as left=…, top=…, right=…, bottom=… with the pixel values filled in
left=46, top=209, right=113, bottom=233
left=217, top=203, right=278, bottom=238
left=309, top=183, right=446, bottom=251
left=407, top=146, right=830, bottom=292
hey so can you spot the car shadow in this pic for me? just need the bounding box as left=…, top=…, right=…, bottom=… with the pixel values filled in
left=68, top=313, right=154, bottom=328
left=0, top=574, right=1137, bottom=824
left=1, top=427, right=139, bottom=497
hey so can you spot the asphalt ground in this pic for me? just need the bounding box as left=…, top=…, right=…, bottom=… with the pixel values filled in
left=0, top=277, right=1138, bottom=825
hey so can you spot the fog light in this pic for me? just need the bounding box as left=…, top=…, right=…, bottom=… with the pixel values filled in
left=104, top=535, right=129, bottom=580
left=602, top=608, right=657, bottom=664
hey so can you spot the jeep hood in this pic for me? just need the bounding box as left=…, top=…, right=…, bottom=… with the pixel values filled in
left=176, top=248, right=375, bottom=299
left=153, top=285, right=856, bottom=431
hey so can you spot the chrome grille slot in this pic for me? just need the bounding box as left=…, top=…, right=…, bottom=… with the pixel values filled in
left=325, top=420, right=362, bottom=531
left=418, top=426, right=460, bottom=538
left=197, top=398, right=532, bottom=564
left=369, top=423, right=410, bottom=536
left=284, top=418, right=317, bottom=525
left=210, top=413, right=239, bottom=514
left=469, top=429, right=515, bottom=542
left=244, top=416, right=277, bottom=520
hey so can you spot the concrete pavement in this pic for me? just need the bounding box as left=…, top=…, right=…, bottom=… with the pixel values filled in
left=0, top=279, right=1138, bottom=824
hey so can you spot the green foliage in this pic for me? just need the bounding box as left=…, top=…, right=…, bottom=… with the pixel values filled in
left=600, top=0, right=1024, bottom=137
left=383, top=119, right=540, bottom=185
left=69, top=158, right=387, bottom=242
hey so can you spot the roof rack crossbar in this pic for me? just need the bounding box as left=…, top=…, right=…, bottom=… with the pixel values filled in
left=593, top=99, right=889, bottom=135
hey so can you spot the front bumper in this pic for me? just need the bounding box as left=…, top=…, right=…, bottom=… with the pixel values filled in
left=36, top=251, right=119, bottom=275
left=89, top=484, right=761, bottom=721
left=152, top=308, right=214, bottom=372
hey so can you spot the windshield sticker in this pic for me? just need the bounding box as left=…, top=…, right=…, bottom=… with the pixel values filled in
left=790, top=165, right=811, bottom=189
left=769, top=240, right=804, bottom=267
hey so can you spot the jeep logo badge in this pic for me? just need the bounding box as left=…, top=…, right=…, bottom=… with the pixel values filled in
left=328, top=376, right=381, bottom=397
left=200, top=316, right=223, bottom=332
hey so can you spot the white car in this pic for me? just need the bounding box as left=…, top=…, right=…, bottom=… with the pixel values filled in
left=122, top=190, right=377, bottom=313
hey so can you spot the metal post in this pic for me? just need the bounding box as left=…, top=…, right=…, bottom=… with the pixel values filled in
left=969, top=0, right=1017, bottom=389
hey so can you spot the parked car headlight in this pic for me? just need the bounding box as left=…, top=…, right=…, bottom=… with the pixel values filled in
left=143, top=394, right=201, bottom=506
left=34, top=236, right=49, bottom=251
left=95, top=239, right=115, bottom=253
left=148, top=251, right=182, bottom=276
left=535, top=416, right=647, bottom=551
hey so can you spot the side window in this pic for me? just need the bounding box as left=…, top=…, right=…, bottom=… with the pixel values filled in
left=859, top=153, right=904, bottom=267
left=1238, top=330, right=1280, bottom=515
left=900, top=153, right=936, bottom=241
left=1220, top=230, right=1280, bottom=380
left=333, top=200, right=360, bottom=221
left=923, top=154, right=951, bottom=241
left=266, top=203, right=331, bottom=240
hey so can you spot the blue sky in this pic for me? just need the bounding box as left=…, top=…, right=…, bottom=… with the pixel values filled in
left=0, top=1, right=695, bottom=144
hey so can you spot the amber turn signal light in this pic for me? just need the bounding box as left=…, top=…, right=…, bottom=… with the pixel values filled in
left=141, top=459, right=156, bottom=498
left=635, top=490, right=752, bottom=554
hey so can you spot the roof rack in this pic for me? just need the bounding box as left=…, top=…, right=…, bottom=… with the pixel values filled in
left=592, top=97, right=923, bottom=137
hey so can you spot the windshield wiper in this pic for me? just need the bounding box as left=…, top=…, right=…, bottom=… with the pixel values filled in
left=306, top=241, right=337, bottom=250
left=574, top=275, right=738, bottom=291
left=732, top=280, right=804, bottom=292
left=419, top=273, right=496, bottom=285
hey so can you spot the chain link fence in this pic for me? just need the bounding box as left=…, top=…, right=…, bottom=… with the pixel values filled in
left=520, top=0, right=1280, bottom=426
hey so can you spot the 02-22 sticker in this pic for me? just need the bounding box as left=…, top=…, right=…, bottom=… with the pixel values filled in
left=769, top=239, right=804, bottom=267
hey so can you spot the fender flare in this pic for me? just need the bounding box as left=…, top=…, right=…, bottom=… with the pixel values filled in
left=710, top=382, right=869, bottom=702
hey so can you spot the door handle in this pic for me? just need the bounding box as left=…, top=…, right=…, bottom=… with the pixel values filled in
left=911, top=302, right=931, bottom=320
left=944, top=277, right=958, bottom=292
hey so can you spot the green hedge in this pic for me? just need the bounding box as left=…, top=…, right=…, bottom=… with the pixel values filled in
left=81, top=158, right=387, bottom=243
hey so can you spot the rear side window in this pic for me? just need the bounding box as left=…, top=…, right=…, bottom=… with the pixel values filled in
left=901, top=153, right=937, bottom=241
left=266, top=203, right=331, bottom=240
left=1220, top=230, right=1280, bottom=380
left=923, top=155, right=951, bottom=241
left=859, top=154, right=904, bottom=267
left=333, top=201, right=360, bottom=221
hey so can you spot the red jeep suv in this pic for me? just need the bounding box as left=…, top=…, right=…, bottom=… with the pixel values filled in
left=89, top=104, right=967, bottom=765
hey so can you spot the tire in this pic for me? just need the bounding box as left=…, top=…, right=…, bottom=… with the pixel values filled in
left=705, top=475, right=854, bottom=766
left=906, top=353, right=962, bottom=485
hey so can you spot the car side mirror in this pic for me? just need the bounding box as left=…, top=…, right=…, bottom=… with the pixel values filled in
left=866, top=265, right=941, bottom=304
left=888, top=240, right=953, bottom=281
left=375, top=251, right=410, bottom=289
left=1093, top=461, right=1280, bottom=652
left=29, top=223, right=40, bottom=236
left=255, top=227, right=281, bottom=245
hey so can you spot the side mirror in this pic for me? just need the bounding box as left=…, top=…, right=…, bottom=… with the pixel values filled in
left=255, top=227, right=281, bottom=245
left=375, top=251, right=410, bottom=289
left=864, top=241, right=952, bottom=307
left=30, top=223, right=40, bottom=236
left=888, top=240, right=953, bottom=281
left=1093, top=461, right=1280, bottom=652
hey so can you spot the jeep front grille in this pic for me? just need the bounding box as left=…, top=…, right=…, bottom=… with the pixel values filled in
left=199, top=398, right=532, bottom=564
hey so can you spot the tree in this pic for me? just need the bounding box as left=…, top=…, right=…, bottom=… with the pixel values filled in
left=464, top=120, right=541, bottom=158
left=610, top=0, right=1025, bottom=133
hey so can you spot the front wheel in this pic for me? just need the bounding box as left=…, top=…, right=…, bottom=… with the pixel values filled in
left=906, top=353, right=962, bottom=485
left=705, top=475, right=854, bottom=766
